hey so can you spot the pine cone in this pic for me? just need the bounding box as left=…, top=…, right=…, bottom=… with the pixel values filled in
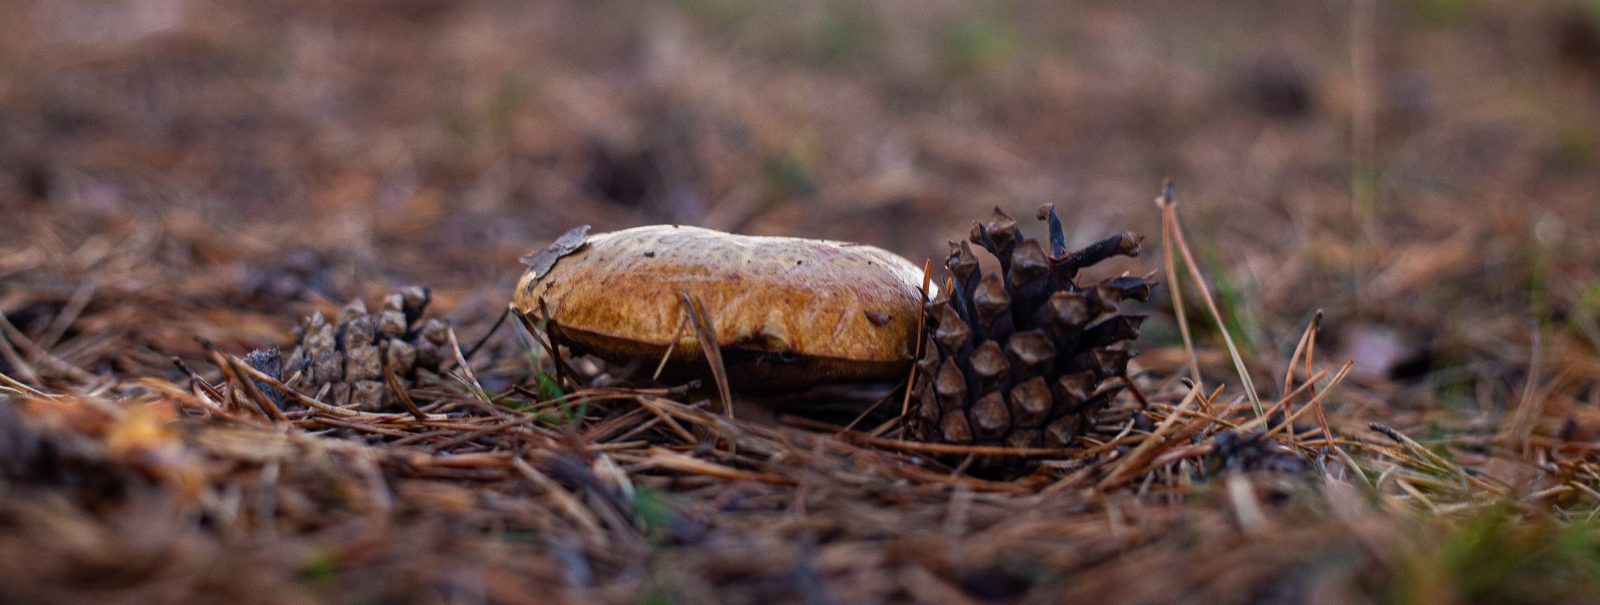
left=286, top=286, right=448, bottom=411
left=1207, top=430, right=1307, bottom=476
left=909, top=206, right=1152, bottom=450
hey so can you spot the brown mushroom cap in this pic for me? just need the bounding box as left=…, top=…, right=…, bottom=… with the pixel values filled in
left=513, top=225, right=931, bottom=391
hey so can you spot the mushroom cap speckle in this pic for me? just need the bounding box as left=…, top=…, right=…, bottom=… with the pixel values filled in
left=514, top=225, right=931, bottom=391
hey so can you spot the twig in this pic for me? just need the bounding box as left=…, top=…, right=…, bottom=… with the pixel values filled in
left=463, top=306, right=510, bottom=362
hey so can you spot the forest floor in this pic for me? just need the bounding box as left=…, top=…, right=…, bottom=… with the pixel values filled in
left=5, top=1, right=1600, bottom=603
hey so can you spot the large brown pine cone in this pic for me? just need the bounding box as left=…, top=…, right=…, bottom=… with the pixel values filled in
left=909, top=206, right=1152, bottom=449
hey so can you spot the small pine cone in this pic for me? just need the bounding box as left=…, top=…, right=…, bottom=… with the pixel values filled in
left=910, top=206, right=1152, bottom=456
left=1207, top=430, right=1307, bottom=476
left=285, top=286, right=444, bottom=411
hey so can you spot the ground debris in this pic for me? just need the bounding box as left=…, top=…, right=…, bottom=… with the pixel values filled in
left=5, top=2, right=1600, bottom=602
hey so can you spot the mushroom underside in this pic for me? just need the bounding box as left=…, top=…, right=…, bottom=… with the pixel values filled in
left=549, top=323, right=911, bottom=392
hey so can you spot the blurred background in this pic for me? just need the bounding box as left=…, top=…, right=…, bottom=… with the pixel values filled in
left=3, top=0, right=1600, bottom=384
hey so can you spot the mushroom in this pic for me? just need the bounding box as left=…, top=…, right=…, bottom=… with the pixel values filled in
left=513, top=225, right=931, bottom=391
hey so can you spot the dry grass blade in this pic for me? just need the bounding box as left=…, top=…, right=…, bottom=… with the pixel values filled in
left=171, top=357, right=227, bottom=407
left=1257, top=362, right=1351, bottom=439
left=810, top=419, right=1082, bottom=458
left=630, top=395, right=704, bottom=444
left=638, top=447, right=793, bottom=484
left=0, top=370, right=56, bottom=399
left=225, top=354, right=290, bottom=423
left=1281, top=311, right=1316, bottom=445
left=900, top=259, right=934, bottom=429
left=0, top=326, right=40, bottom=385
left=677, top=290, right=734, bottom=420
left=838, top=388, right=901, bottom=435
left=512, top=456, right=608, bottom=543
left=1501, top=323, right=1545, bottom=456
left=1157, top=181, right=1204, bottom=393
left=1304, top=311, right=1332, bottom=441
left=1227, top=474, right=1271, bottom=533
left=1097, top=387, right=1202, bottom=490
left=225, top=353, right=388, bottom=418
left=200, top=343, right=285, bottom=422
left=652, top=314, right=690, bottom=381
left=1158, top=180, right=1263, bottom=416
left=519, top=299, right=579, bottom=386
left=445, top=326, right=488, bottom=399
left=382, top=357, right=430, bottom=421
left=0, top=311, right=96, bottom=384
left=1369, top=423, right=1506, bottom=495
left=35, top=282, right=94, bottom=351
left=462, top=307, right=510, bottom=361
